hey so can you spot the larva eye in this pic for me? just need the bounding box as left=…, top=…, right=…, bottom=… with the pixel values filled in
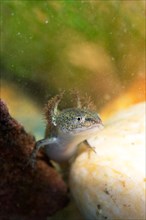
left=76, top=116, right=85, bottom=123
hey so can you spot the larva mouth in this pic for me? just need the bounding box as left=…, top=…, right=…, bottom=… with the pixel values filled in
left=72, top=122, right=104, bottom=135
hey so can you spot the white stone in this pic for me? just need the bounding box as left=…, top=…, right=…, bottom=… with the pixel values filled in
left=70, top=102, right=145, bottom=220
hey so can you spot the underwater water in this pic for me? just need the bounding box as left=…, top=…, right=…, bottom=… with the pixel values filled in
left=0, top=1, right=145, bottom=220
left=1, top=2, right=145, bottom=126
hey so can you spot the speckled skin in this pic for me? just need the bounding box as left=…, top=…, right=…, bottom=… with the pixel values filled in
left=56, top=108, right=102, bottom=133
left=30, top=94, right=103, bottom=165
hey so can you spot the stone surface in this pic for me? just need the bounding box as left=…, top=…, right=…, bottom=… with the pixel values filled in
left=70, top=102, right=145, bottom=220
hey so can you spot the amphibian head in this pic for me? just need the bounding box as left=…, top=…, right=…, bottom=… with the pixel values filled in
left=44, top=92, right=103, bottom=138
left=54, top=108, right=103, bottom=136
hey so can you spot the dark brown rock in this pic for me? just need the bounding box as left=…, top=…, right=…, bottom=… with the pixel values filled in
left=0, top=99, right=69, bottom=220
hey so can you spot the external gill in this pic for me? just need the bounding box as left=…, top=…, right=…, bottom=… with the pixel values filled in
left=44, top=91, right=64, bottom=128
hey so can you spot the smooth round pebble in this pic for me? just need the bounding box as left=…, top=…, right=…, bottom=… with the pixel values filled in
left=70, top=102, right=145, bottom=220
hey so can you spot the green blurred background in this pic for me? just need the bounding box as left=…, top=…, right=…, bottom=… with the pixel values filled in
left=1, top=1, right=145, bottom=138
